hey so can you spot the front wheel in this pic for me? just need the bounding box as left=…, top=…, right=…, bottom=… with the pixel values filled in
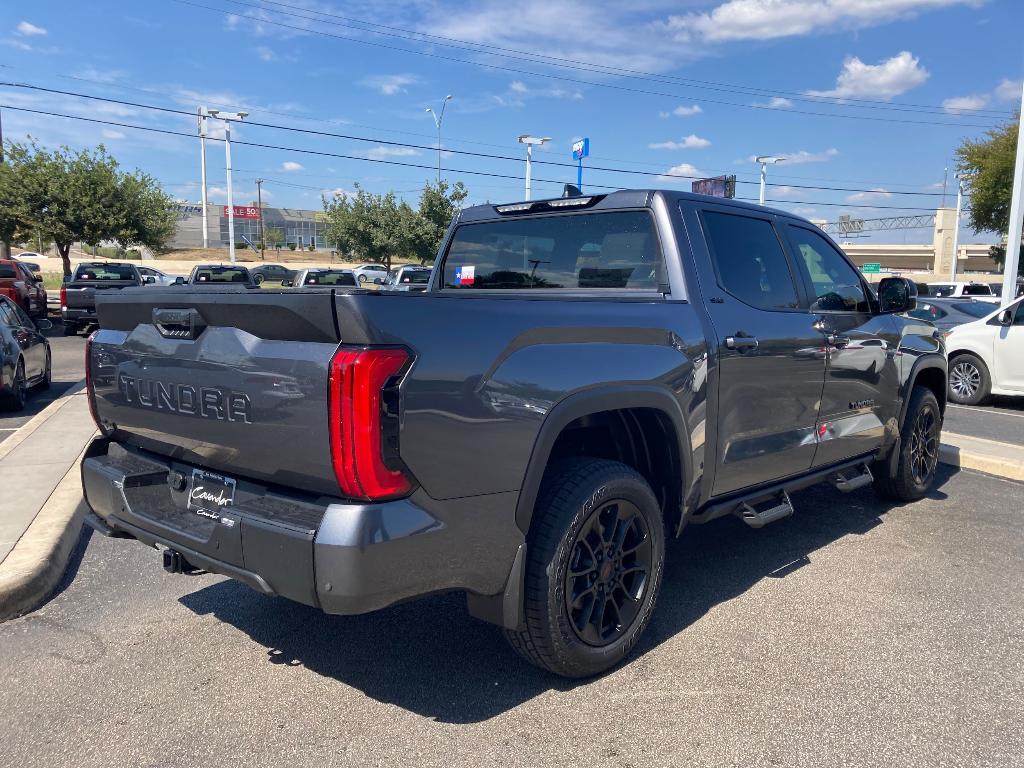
left=1, top=360, right=28, bottom=412
left=948, top=353, right=990, bottom=405
left=504, top=458, right=665, bottom=678
left=873, top=386, right=942, bottom=502
left=253, top=274, right=265, bottom=285
left=358, top=274, right=368, bottom=284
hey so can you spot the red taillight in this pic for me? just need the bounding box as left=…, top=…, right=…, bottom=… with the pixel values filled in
left=60, top=286, right=67, bottom=307
left=328, top=347, right=413, bottom=501
left=84, top=332, right=106, bottom=435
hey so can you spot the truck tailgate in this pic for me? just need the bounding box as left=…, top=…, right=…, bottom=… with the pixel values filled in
left=91, top=288, right=342, bottom=496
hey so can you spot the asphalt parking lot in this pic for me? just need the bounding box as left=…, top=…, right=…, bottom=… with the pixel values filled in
left=0, top=327, right=86, bottom=445
left=944, top=400, right=1024, bottom=444
left=1, top=465, right=1021, bottom=767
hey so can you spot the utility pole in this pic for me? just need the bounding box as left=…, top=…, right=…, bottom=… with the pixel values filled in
left=208, top=109, right=247, bottom=264
left=425, top=95, right=453, bottom=186
left=517, top=135, right=551, bottom=200
left=0, top=106, right=9, bottom=260
left=255, top=178, right=265, bottom=260
left=755, top=155, right=785, bottom=205
left=951, top=174, right=965, bottom=281
left=198, top=107, right=210, bottom=249
left=1002, top=81, right=1024, bottom=306
left=941, top=163, right=949, bottom=209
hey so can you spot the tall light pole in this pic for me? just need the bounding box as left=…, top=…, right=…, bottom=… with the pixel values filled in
left=425, top=94, right=452, bottom=186
left=1002, top=81, right=1024, bottom=306
left=0, top=107, right=9, bottom=260
left=208, top=109, right=247, bottom=264
left=951, top=173, right=966, bottom=281
left=517, top=135, right=551, bottom=201
left=198, top=107, right=210, bottom=249
left=755, top=155, right=785, bottom=205
left=255, top=178, right=265, bottom=260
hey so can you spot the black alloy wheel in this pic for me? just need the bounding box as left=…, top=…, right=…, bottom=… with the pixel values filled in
left=909, top=405, right=939, bottom=486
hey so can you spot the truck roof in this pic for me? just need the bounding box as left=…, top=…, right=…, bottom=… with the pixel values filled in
left=458, top=189, right=798, bottom=224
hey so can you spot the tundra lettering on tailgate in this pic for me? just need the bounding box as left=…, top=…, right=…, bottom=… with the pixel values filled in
left=117, top=374, right=252, bottom=423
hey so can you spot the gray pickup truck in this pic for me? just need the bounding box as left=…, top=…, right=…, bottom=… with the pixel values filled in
left=62, top=262, right=147, bottom=336
left=81, top=190, right=945, bottom=677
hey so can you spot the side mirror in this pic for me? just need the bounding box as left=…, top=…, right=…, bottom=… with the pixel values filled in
left=35, top=318, right=53, bottom=331
left=998, top=309, right=1014, bottom=326
left=144, top=276, right=156, bottom=284
left=877, top=277, right=917, bottom=314
left=173, top=276, right=186, bottom=285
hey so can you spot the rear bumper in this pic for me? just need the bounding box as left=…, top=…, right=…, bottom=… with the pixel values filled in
left=62, top=307, right=96, bottom=325
left=81, top=438, right=524, bottom=619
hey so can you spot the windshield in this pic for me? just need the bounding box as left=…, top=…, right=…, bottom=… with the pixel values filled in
left=74, top=264, right=137, bottom=281
left=302, top=270, right=357, bottom=286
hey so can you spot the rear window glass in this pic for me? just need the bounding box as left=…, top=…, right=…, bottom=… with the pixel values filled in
left=909, top=303, right=948, bottom=321
left=74, top=264, right=137, bottom=281
left=302, top=271, right=356, bottom=286
left=930, top=284, right=955, bottom=297
left=442, top=211, right=663, bottom=291
left=193, top=268, right=250, bottom=283
left=401, top=270, right=431, bottom=284
left=956, top=302, right=995, bottom=318
left=0, top=264, right=16, bottom=279
left=962, top=284, right=993, bottom=296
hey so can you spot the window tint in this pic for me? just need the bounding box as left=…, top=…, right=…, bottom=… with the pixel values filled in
left=0, top=264, right=16, bottom=279
left=930, top=284, right=955, bottom=297
left=963, top=284, right=993, bottom=296
left=909, top=303, right=948, bottom=321
left=302, top=270, right=356, bottom=286
left=442, top=211, right=662, bottom=291
left=74, top=264, right=137, bottom=281
left=193, top=267, right=250, bottom=283
left=787, top=225, right=868, bottom=312
left=1014, top=301, right=1024, bottom=326
left=701, top=211, right=798, bottom=310
left=401, top=270, right=430, bottom=284
left=956, top=302, right=996, bottom=319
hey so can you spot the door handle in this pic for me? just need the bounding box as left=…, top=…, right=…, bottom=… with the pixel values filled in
left=725, top=335, right=759, bottom=351
left=826, top=333, right=850, bottom=349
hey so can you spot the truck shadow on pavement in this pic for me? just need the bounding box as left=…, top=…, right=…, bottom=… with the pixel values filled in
left=178, top=466, right=957, bottom=724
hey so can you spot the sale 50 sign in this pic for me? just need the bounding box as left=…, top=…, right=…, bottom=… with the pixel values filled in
left=223, top=205, right=261, bottom=219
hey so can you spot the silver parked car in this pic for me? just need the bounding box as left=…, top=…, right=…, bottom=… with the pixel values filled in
left=351, top=263, right=389, bottom=284
left=137, top=266, right=185, bottom=286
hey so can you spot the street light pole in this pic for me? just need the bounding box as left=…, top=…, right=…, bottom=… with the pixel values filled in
left=1002, top=81, right=1024, bottom=305
left=0, top=106, right=9, bottom=260
left=198, top=106, right=209, bottom=249
left=255, top=178, right=265, bottom=260
left=951, top=174, right=965, bottom=282
left=425, top=95, right=453, bottom=186
left=755, top=155, right=785, bottom=205
left=208, top=109, right=247, bottom=264
left=517, top=135, right=552, bottom=200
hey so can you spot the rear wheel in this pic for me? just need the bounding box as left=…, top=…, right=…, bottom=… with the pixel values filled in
left=504, top=458, right=665, bottom=678
left=1, top=360, right=28, bottom=412
left=38, top=350, right=51, bottom=391
left=253, top=273, right=265, bottom=285
left=947, top=353, right=990, bottom=405
left=873, top=386, right=941, bottom=502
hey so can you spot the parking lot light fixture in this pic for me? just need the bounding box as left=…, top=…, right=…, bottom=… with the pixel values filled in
left=755, top=155, right=786, bottom=205
left=425, top=95, right=453, bottom=186
left=517, top=135, right=552, bottom=201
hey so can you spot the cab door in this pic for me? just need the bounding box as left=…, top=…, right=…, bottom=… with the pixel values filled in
left=782, top=222, right=901, bottom=467
left=686, top=205, right=826, bottom=496
left=993, top=299, right=1024, bottom=391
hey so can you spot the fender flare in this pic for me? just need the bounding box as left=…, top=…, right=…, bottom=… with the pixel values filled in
left=513, top=384, right=694, bottom=536
left=900, top=353, right=948, bottom=425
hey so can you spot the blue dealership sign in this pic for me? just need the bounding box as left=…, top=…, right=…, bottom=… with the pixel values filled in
left=572, top=138, right=590, bottom=160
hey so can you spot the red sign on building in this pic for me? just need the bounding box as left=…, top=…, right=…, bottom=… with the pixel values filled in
left=222, top=205, right=261, bottom=219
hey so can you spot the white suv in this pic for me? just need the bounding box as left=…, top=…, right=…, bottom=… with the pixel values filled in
left=928, top=281, right=1001, bottom=303
left=945, top=298, right=1024, bottom=404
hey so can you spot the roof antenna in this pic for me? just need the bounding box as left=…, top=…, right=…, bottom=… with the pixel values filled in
left=562, top=183, right=582, bottom=198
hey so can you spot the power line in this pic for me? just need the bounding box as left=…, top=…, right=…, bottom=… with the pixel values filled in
left=168, top=0, right=1003, bottom=130
left=0, top=82, right=956, bottom=198
left=0, top=103, right=946, bottom=213
left=227, top=0, right=1014, bottom=120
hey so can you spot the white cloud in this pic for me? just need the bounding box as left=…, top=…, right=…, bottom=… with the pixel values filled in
left=995, top=79, right=1022, bottom=102
left=281, top=161, right=304, bottom=172
left=657, top=162, right=707, bottom=181
left=649, top=134, right=712, bottom=150
left=74, top=67, right=123, bottom=84
left=806, top=52, right=928, bottom=100
left=668, top=104, right=703, bottom=117
left=942, top=94, right=989, bottom=114
left=509, top=81, right=529, bottom=93
left=792, top=206, right=818, bottom=216
left=754, top=96, right=794, bottom=108
left=361, top=74, right=417, bottom=96
left=3, top=39, right=33, bottom=51
left=100, top=129, right=126, bottom=140
left=16, top=21, right=47, bottom=36
left=366, top=146, right=420, bottom=159
left=256, top=46, right=274, bottom=61
left=667, top=0, right=974, bottom=43
left=749, top=148, right=839, bottom=164
left=324, top=187, right=355, bottom=199
left=846, top=188, right=893, bottom=202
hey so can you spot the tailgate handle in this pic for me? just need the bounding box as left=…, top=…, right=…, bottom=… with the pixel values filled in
left=153, top=308, right=207, bottom=340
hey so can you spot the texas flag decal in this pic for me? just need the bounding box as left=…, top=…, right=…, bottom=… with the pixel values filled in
left=454, top=265, right=475, bottom=285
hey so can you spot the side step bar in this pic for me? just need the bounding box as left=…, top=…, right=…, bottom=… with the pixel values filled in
left=736, top=492, right=794, bottom=528
left=830, top=465, right=873, bottom=493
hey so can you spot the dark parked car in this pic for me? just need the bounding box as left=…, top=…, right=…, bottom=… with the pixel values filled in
left=907, top=297, right=996, bottom=333
left=0, top=295, right=51, bottom=411
left=62, top=262, right=145, bottom=336
left=285, top=269, right=358, bottom=288
left=0, top=260, right=47, bottom=318
left=187, top=265, right=255, bottom=286
left=83, top=189, right=943, bottom=678
left=249, top=264, right=296, bottom=286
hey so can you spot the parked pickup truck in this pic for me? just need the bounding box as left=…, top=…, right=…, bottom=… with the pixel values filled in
left=0, top=259, right=47, bottom=318
left=81, top=190, right=946, bottom=678
left=62, top=262, right=147, bottom=336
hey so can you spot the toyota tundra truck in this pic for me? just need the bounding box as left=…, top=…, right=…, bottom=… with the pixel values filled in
left=81, top=190, right=946, bottom=678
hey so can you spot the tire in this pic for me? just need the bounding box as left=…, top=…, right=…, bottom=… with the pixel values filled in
left=947, top=353, right=991, bottom=406
left=873, top=386, right=942, bottom=502
left=63, top=323, right=78, bottom=337
left=1, top=360, right=28, bottom=412
left=504, top=458, right=665, bottom=678
left=358, top=274, right=367, bottom=284
left=38, top=350, right=51, bottom=391
left=253, top=274, right=265, bottom=285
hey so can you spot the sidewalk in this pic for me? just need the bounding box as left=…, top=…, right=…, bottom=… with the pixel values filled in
left=0, top=386, right=96, bottom=620
left=940, top=432, right=1024, bottom=482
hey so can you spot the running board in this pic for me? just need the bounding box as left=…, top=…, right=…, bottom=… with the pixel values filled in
left=736, top=491, right=794, bottom=528
left=830, top=464, right=873, bottom=493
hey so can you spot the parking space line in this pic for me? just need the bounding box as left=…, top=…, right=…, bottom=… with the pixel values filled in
left=948, top=404, right=1024, bottom=419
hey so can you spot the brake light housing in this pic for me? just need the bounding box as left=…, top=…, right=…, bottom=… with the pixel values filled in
left=328, top=346, right=414, bottom=501
left=60, top=286, right=67, bottom=310
left=84, top=331, right=108, bottom=436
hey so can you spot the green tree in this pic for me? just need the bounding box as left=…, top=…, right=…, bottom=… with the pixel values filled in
left=264, top=227, right=284, bottom=250
left=322, top=184, right=417, bottom=271
left=412, top=180, right=468, bottom=264
left=114, top=170, right=177, bottom=255
left=956, top=117, right=1024, bottom=276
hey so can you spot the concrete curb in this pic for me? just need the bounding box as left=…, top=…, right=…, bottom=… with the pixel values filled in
left=0, top=447, right=89, bottom=622
left=0, top=380, right=86, bottom=462
left=939, top=432, right=1024, bottom=483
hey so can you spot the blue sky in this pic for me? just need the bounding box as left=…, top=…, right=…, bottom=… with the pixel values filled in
left=1, top=0, right=1022, bottom=243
